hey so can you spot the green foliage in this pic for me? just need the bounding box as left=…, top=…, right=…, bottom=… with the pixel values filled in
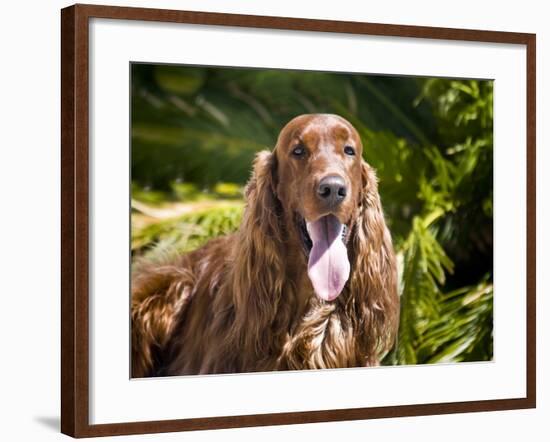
left=419, top=278, right=493, bottom=363
left=131, top=64, right=493, bottom=365
left=392, top=212, right=454, bottom=365
left=132, top=202, right=243, bottom=260
left=381, top=77, right=494, bottom=365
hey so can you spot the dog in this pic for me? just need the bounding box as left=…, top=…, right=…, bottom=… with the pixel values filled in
left=131, top=114, right=399, bottom=377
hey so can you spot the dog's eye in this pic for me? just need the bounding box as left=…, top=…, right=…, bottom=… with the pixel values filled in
left=292, top=145, right=306, bottom=157
left=344, top=145, right=355, bottom=156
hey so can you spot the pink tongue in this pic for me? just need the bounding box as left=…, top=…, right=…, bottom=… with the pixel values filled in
left=306, top=215, right=350, bottom=301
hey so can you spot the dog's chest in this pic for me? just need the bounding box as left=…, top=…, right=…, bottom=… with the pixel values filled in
left=278, top=292, right=362, bottom=370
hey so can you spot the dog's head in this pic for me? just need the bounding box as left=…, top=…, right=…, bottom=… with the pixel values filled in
left=243, top=114, right=394, bottom=305
left=274, top=114, right=362, bottom=225
left=274, top=114, right=364, bottom=300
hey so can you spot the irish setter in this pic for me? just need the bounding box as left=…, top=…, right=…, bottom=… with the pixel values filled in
left=132, top=114, right=399, bottom=377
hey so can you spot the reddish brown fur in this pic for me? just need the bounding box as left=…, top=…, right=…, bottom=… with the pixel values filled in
left=131, top=114, right=399, bottom=377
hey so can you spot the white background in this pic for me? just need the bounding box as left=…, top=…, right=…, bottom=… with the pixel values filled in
left=90, top=18, right=526, bottom=425
left=0, top=0, right=546, bottom=440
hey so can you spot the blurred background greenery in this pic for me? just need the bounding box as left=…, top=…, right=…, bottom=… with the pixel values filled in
left=131, top=63, right=493, bottom=366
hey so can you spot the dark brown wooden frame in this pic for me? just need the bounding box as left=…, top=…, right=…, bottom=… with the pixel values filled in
left=61, top=3, right=536, bottom=438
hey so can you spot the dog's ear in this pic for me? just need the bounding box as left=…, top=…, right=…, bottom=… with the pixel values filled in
left=228, top=150, right=285, bottom=360
left=349, top=159, right=400, bottom=364
left=242, top=150, right=281, bottom=240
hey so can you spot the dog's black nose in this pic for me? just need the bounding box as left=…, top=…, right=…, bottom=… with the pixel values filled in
left=317, top=175, right=347, bottom=207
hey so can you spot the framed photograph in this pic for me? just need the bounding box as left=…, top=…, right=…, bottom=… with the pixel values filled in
left=61, top=3, right=536, bottom=438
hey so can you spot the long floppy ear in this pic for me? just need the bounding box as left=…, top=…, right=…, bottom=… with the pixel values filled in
left=228, top=150, right=286, bottom=358
left=349, top=159, right=400, bottom=363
